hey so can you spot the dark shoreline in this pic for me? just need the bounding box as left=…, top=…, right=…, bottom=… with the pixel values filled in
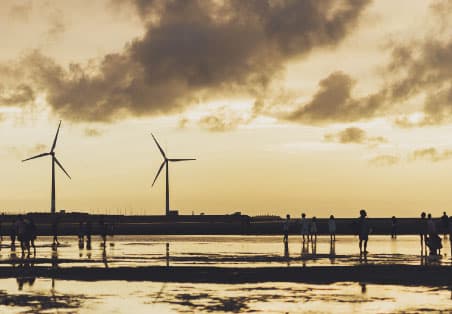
left=1, top=265, right=451, bottom=286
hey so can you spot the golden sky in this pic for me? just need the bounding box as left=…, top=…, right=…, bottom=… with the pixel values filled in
left=0, top=0, right=451, bottom=217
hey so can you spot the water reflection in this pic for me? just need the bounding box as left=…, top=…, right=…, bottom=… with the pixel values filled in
left=329, top=239, right=336, bottom=264
left=166, top=242, right=170, bottom=267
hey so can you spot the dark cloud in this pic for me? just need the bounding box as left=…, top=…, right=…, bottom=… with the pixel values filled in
left=410, top=147, right=452, bottom=162
left=287, top=72, right=386, bottom=124
left=368, top=155, right=399, bottom=166
left=12, top=0, right=370, bottom=122
left=324, top=127, right=387, bottom=145
left=84, top=128, right=103, bottom=137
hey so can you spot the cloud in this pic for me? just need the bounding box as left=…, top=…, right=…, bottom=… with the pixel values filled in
left=286, top=72, right=386, bottom=124
left=46, top=8, right=66, bottom=42
left=324, top=127, right=387, bottom=146
left=0, top=84, right=35, bottom=107
left=369, top=155, right=399, bottom=166
left=6, top=143, right=48, bottom=158
left=84, top=128, right=103, bottom=137
left=6, top=0, right=370, bottom=122
left=180, top=106, right=253, bottom=132
left=9, top=2, right=32, bottom=21
left=28, top=143, right=47, bottom=154
left=410, top=147, right=452, bottom=162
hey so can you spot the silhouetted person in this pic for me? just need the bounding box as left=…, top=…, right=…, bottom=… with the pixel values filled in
left=283, top=214, right=290, bottom=243
left=99, top=218, right=108, bottom=247
left=441, top=211, right=449, bottom=239
left=358, top=209, right=370, bottom=255
left=328, top=215, right=336, bottom=241
left=427, top=213, right=436, bottom=235
left=310, top=216, right=317, bottom=242
left=420, top=212, right=427, bottom=255
left=85, top=221, right=92, bottom=250
left=391, top=216, right=397, bottom=239
left=427, top=233, right=442, bottom=256
left=16, top=215, right=29, bottom=256
left=300, top=213, right=309, bottom=242
left=78, top=222, right=84, bottom=249
left=449, top=216, right=452, bottom=257
left=10, top=220, right=17, bottom=250
left=426, top=213, right=442, bottom=256
left=52, top=216, right=60, bottom=246
left=0, top=213, right=3, bottom=243
left=28, top=217, right=37, bottom=256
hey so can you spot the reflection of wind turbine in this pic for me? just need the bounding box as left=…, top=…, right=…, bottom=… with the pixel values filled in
left=22, top=121, right=71, bottom=214
left=151, top=134, right=196, bottom=216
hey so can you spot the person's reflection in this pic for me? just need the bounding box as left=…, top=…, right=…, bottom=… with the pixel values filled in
left=10, top=246, right=18, bottom=268
left=51, top=244, right=59, bottom=269
left=283, top=239, right=290, bottom=266
left=301, top=239, right=309, bottom=266
left=16, top=276, right=36, bottom=291
left=329, top=239, right=336, bottom=264
left=311, top=237, right=317, bottom=257
left=102, top=246, right=109, bottom=268
left=360, top=282, right=367, bottom=294
left=359, top=251, right=368, bottom=264
left=166, top=243, right=170, bottom=267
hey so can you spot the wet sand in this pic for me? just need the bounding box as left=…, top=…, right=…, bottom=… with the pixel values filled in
left=0, top=265, right=451, bottom=285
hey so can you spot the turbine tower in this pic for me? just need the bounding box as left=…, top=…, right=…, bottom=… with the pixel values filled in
left=22, top=120, right=71, bottom=214
left=151, top=134, right=195, bottom=216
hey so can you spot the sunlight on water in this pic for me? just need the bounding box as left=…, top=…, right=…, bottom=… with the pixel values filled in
left=0, top=235, right=451, bottom=313
left=1, top=235, right=451, bottom=268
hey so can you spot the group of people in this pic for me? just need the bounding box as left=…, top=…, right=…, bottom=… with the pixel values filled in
left=420, top=211, right=452, bottom=256
left=8, top=215, right=37, bottom=256
left=0, top=215, right=114, bottom=257
left=284, top=213, right=338, bottom=243
left=283, top=209, right=452, bottom=257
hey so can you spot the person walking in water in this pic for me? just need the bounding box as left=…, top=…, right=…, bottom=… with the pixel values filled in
left=449, top=216, right=452, bottom=257
left=328, top=215, right=336, bottom=241
left=283, top=214, right=290, bottom=243
left=300, top=213, right=309, bottom=242
left=78, top=222, right=84, bottom=249
left=310, top=217, right=318, bottom=242
left=391, top=216, right=398, bottom=239
left=10, top=219, right=17, bottom=250
left=52, top=216, right=60, bottom=247
left=440, top=211, right=449, bottom=239
left=427, top=213, right=436, bottom=235
left=358, top=209, right=370, bottom=255
left=420, top=212, right=427, bottom=254
left=28, top=217, right=37, bottom=256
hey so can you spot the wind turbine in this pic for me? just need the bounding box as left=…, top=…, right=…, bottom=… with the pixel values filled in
left=151, top=134, right=195, bottom=216
left=22, top=120, right=71, bottom=214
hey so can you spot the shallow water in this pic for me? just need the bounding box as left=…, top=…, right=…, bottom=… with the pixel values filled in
left=0, top=235, right=451, bottom=313
left=0, top=279, right=451, bottom=313
left=1, top=235, right=451, bottom=267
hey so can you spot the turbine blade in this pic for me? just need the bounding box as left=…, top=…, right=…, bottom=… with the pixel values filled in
left=152, top=161, right=166, bottom=187
left=54, top=157, right=71, bottom=179
left=168, top=158, right=196, bottom=162
left=22, top=152, right=50, bottom=162
left=151, top=133, right=166, bottom=159
left=51, top=120, right=62, bottom=152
